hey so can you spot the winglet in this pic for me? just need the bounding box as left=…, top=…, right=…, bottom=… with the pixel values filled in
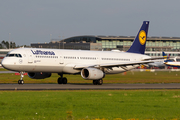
left=127, top=21, right=149, bottom=54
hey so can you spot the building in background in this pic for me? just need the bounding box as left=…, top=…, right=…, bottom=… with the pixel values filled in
left=31, top=35, right=180, bottom=56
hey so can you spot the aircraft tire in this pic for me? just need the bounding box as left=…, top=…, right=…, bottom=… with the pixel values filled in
left=21, top=80, right=24, bottom=84
left=93, top=80, right=98, bottom=85
left=57, top=77, right=63, bottom=84
left=18, top=80, right=21, bottom=84
left=97, top=79, right=103, bottom=85
left=18, top=80, right=24, bottom=84
left=62, top=77, right=67, bottom=84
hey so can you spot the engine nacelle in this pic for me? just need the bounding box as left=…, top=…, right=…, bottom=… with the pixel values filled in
left=81, top=68, right=105, bottom=80
left=28, top=72, right=51, bottom=79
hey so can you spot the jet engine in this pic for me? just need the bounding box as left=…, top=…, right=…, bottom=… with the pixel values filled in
left=81, top=68, right=105, bottom=80
left=28, top=72, right=51, bottom=79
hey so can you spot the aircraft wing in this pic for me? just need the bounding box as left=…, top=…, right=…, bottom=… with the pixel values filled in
left=74, top=61, right=153, bottom=69
left=142, top=56, right=176, bottom=61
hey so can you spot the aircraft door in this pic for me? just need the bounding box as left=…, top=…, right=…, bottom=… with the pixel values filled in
left=26, top=50, right=33, bottom=63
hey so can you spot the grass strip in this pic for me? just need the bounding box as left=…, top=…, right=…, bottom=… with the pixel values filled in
left=0, top=68, right=8, bottom=71
left=0, top=90, right=180, bottom=120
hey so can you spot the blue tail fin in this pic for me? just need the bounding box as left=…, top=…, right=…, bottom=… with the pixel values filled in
left=162, top=51, right=167, bottom=59
left=162, top=51, right=172, bottom=62
left=127, top=21, right=149, bottom=54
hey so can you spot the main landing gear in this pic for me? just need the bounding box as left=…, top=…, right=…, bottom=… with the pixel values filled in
left=57, top=73, right=103, bottom=85
left=18, top=72, right=24, bottom=84
left=93, top=79, right=103, bottom=85
left=57, top=73, right=67, bottom=84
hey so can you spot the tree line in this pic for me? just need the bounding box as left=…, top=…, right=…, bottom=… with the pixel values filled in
left=0, top=40, right=16, bottom=49
left=0, top=40, right=30, bottom=49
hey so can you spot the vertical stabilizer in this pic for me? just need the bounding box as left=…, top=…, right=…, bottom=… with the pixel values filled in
left=162, top=51, right=167, bottom=59
left=162, top=51, right=172, bottom=62
left=127, top=21, right=149, bottom=54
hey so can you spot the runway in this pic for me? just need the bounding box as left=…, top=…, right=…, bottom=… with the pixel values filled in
left=0, top=71, right=16, bottom=73
left=0, top=83, right=180, bottom=90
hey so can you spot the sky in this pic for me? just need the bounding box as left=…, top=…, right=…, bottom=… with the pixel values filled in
left=1, top=0, right=180, bottom=46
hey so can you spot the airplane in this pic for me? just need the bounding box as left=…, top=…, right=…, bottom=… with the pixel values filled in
left=2, top=21, right=153, bottom=85
left=146, top=52, right=168, bottom=68
left=147, top=59, right=165, bottom=68
left=163, top=51, right=180, bottom=68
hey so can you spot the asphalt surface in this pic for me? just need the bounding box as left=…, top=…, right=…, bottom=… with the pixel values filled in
left=1, top=70, right=180, bottom=90
left=0, top=83, right=180, bottom=90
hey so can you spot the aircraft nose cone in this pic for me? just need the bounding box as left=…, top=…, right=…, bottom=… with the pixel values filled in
left=1, top=58, right=12, bottom=70
left=1, top=58, right=7, bottom=68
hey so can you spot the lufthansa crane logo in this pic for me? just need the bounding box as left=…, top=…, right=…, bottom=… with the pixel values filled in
left=139, top=30, right=146, bottom=45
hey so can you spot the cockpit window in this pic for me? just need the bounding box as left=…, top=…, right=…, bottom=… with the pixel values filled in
left=6, top=54, right=22, bottom=58
left=15, top=54, right=18, bottom=57
left=8, top=54, right=15, bottom=57
left=18, top=54, right=22, bottom=57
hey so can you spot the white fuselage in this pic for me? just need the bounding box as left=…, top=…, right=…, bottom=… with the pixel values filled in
left=2, top=48, right=150, bottom=74
left=164, top=61, right=180, bottom=67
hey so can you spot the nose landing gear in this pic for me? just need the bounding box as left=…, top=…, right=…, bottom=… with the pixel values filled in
left=18, top=72, right=24, bottom=84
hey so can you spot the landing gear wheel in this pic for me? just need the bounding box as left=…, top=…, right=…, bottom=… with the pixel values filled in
left=62, top=77, right=67, bottom=84
left=57, top=73, right=68, bottom=84
left=57, top=77, right=68, bottom=84
left=93, top=80, right=97, bottom=85
left=57, top=77, right=63, bottom=84
left=97, top=79, right=103, bottom=85
left=18, top=80, right=24, bottom=84
left=93, top=79, right=103, bottom=85
left=18, top=80, right=21, bottom=84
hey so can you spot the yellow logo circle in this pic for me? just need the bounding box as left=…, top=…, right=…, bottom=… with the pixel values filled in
left=139, top=30, right=146, bottom=45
